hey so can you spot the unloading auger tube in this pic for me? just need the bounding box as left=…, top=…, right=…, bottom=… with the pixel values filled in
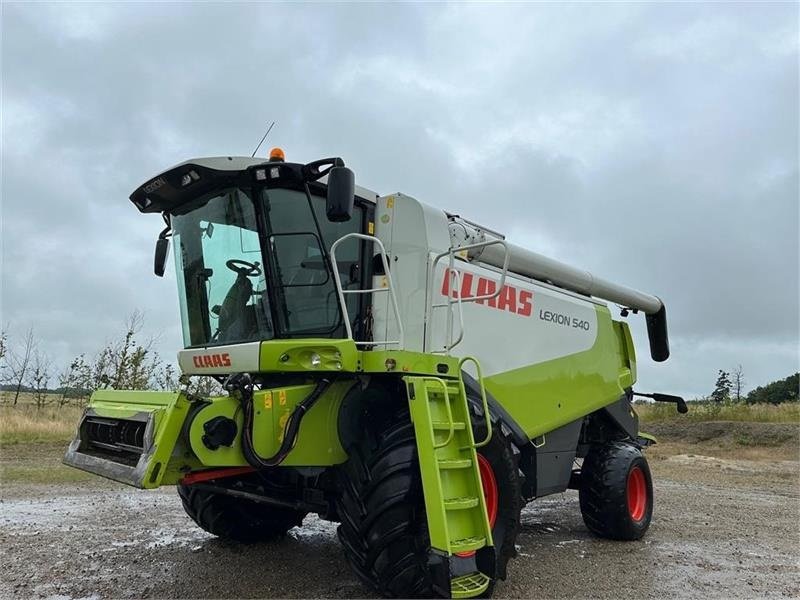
left=452, top=222, right=670, bottom=361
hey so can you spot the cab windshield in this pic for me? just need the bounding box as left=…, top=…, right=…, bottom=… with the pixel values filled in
left=172, top=188, right=272, bottom=346
left=171, top=186, right=363, bottom=348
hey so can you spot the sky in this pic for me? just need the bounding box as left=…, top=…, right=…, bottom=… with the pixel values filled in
left=1, top=2, right=798, bottom=399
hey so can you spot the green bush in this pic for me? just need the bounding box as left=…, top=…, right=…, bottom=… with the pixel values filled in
left=746, top=373, right=799, bottom=405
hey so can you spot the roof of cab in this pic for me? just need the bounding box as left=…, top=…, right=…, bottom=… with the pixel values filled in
left=160, top=156, right=380, bottom=202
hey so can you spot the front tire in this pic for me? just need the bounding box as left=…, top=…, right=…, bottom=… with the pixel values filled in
left=178, top=482, right=306, bottom=543
left=335, top=404, right=522, bottom=598
left=579, top=441, right=653, bottom=540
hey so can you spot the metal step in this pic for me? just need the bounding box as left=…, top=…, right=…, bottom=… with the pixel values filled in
left=451, top=572, right=491, bottom=599
left=431, top=421, right=466, bottom=430
left=444, top=496, right=479, bottom=510
left=438, top=458, right=472, bottom=469
left=449, top=536, right=487, bottom=554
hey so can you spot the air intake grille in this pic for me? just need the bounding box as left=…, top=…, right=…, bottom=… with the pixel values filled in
left=81, top=416, right=147, bottom=467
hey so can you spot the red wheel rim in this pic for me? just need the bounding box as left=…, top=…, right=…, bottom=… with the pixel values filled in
left=626, top=466, right=647, bottom=522
left=478, top=454, right=499, bottom=528
left=455, top=454, right=498, bottom=558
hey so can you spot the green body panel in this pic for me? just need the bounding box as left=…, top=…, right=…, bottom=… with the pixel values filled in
left=259, top=339, right=360, bottom=372
left=359, top=350, right=460, bottom=376
left=257, top=340, right=460, bottom=377
left=188, top=381, right=352, bottom=467
left=617, top=320, right=637, bottom=384
left=63, top=347, right=468, bottom=488
left=483, top=305, right=636, bottom=440
left=405, top=376, right=493, bottom=555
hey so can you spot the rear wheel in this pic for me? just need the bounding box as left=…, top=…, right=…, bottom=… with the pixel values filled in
left=335, top=405, right=521, bottom=598
left=579, top=441, right=653, bottom=540
left=178, top=482, right=306, bottom=543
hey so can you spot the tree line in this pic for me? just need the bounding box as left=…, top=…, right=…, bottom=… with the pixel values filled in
left=0, top=312, right=219, bottom=409
left=710, top=366, right=798, bottom=405
left=2, top=315, right=797, bottom=408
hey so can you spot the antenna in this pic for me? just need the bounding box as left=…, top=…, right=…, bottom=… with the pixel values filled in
left=251, top=121, right=276, bottom=158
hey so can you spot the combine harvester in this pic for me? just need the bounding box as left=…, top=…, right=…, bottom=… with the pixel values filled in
left=65, top=148, right=685, bottom=598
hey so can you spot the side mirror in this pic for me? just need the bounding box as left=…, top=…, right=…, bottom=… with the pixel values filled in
left=154, top=238, right=169, bottom=277
left=326, top=166, right=354, bottom=222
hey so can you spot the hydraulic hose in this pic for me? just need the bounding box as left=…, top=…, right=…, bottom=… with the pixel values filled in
left=226, top=374, right=333, bottom=469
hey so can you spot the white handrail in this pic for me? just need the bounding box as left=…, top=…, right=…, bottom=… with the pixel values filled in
left=426, top=239, right=509, bottom=354
left=330, top=233, right=405, bottom=348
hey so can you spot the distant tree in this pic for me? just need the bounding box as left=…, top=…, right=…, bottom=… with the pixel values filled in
left=183, top=375, right=224, bottom=397
left=731, top=364, right=745, bottom=402
left=153, top=363, right=178, bottom=392
left=0, top=327, right=8, bottom=385
left=28, top=349, right=52, bottom=410
left=710, top=370, right=732, bottom=404
left=90, top=311, right=165, bottom=391
left=8, top=328, right=36, bottom=405
left=57, top=355, right=92, bottom=406
left=746, top=373, right=799, bottom=405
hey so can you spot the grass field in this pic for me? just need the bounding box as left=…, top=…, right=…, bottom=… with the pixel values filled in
left=1, top=393, right=797, bottom=445
left=0, top=403, right=84, bottom=445
left=636, top=400, right=799, bottom=424
left=0, top=393, right=797, bottom=484
left=0, top=395, right=91, bottom=483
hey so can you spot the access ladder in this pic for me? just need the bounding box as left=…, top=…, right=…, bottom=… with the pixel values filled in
left=405, top=357, right=494, bottom=598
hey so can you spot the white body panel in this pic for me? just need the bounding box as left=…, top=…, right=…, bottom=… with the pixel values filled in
left=371, top=194, right=602, bottom=375
left=428, top=261, right=599, bottom=375
left=178, top=341, right=261, bottom=375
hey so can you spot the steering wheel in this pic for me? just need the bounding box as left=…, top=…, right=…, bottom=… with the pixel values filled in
left=226, top=259, right=261, bottom=277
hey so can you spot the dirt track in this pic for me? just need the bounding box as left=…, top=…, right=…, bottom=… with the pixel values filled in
left=1, top=449, right=798, bottom=599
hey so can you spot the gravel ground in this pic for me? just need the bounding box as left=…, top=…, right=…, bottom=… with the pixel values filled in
left=1, top=452, right=798, bottom=599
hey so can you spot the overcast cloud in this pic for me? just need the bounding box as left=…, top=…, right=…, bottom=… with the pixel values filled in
left=1, top=2, right=797, bottom=398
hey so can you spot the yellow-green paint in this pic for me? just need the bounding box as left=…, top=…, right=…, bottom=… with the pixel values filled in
left=188, top=381, right=352, bottom=467
left=259, top=339, right=359, bottom=372
left=71, top=389, right=197, bottom=488
left=257, top=339, right=461, bottom=379
left=451, top=572, right=492, bottom=598
left=405, top=376, right=493, bottom=556
left=359, top=349, right=460, bottom=376
left=637, top=431, right=657, bottom=444
left=484, top=305, right=636, bottom=440
left=67, top=309, right=639, bottom=494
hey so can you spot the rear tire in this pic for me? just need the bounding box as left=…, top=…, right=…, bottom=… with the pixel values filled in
left=335, top=403, right=522, bottom=598
left=579, top=441, right=653, bottom=540
left=468, top=404, right=523, bottom=584
left=178, top=482, right=306, bottom=543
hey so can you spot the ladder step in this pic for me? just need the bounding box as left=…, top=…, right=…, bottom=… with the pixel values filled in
left=449, top=536, right=487, bottom=554
left=425, top=387, right=462, bottom=396
left=444, top=496, right=479, bottom=510
left=438, top=458, right=472, bottom=470
left=432, top=421, right=466, bottom=430
left=451, top=572, right=491, bottom=599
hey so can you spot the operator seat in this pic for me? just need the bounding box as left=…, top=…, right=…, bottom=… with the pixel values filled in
left=216, top=272, right=255, bottom=342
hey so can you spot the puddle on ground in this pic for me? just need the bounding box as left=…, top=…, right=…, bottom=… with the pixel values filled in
left=0, top=490, right=175, bottom=528
left=0, top=490, right=212, bottom=551
left=519, top=521, right=567, bottom=535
